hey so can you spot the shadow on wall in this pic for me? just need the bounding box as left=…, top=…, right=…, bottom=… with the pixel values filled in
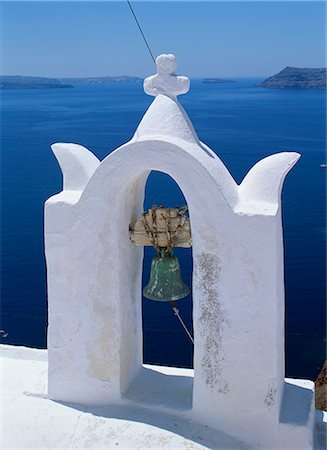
left=280, top=381, right=314, bottom=426
left=123, top=366, right=193, bottom=410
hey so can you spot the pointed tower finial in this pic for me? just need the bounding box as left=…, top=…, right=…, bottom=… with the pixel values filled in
left=144, top=54, right=190, bottom=98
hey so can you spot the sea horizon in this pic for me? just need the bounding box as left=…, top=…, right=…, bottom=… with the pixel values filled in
left=1, top=79, right=326, bottom=381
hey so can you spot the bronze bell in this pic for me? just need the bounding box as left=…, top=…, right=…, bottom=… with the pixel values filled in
left=143, top=249, right=189, bottom=302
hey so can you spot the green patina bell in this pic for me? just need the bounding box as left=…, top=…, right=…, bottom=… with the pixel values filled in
left=143, top=249, right=189, bottom=302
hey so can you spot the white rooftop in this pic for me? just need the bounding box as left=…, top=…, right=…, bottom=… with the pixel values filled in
left=24, top=53, right=323, bottom=450
left=1, top=345, right=326, bottom=449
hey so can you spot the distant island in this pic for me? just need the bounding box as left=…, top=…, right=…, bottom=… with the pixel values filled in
left=259, top=67, right=326, bottom=89
left=0, top=75, right=143, bottom=89
left=61, top=76, right=143, bottom=84
left=203, top=78, right=235, bottom=84
left=0, top=76, right=73, bottom=90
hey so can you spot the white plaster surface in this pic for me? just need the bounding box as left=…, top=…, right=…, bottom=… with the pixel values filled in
left=1, top=345, right=325, bottom=450
left=44, top=54, right=311, bottom=449
left=51, top=143, right=100, bottom=191
left=144, top=54, right=190, bottom=98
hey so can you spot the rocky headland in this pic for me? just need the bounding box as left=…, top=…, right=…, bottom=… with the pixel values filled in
left=315, top=360, right=327, bottom=410
left=259, top=67, right=326, bottom=89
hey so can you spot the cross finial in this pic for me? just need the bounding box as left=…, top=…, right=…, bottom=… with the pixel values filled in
left=144, top=54, right=190, bottom=98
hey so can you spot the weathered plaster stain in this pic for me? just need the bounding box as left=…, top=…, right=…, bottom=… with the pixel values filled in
left=87, top=301, right=118, bottom=382
left=264, top=386, right=276, bottom=408
left=197, top=252, right=229, bottom=392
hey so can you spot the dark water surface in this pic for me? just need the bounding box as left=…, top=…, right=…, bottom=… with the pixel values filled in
left=1, top=79, right=326, bottom=380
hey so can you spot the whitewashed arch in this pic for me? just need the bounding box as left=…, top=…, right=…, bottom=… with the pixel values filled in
left=45, top=55, right=316, bottom=449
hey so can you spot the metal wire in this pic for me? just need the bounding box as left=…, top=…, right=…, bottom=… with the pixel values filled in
left=127, top=0, right=156, bottom=66
left=170, top=301, right=194, bottom=344
left=125, top=3, right=193, bottom=345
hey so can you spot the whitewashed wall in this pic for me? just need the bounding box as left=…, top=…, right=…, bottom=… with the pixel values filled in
left=45, top=55, right=315, bottom=449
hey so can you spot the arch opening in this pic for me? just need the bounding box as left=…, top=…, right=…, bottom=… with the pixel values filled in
left=122, top=170, right=194, bottom=411
left=60, top=138, right=232, bottom=407
left=142, top=171, right=194, bottom=369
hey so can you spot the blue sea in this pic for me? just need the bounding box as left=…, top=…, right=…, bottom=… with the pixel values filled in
left=1, top=79, right=326, bottom=380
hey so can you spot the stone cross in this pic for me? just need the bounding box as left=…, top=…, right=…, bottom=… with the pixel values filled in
left=144, top=53, right=190, bottom=98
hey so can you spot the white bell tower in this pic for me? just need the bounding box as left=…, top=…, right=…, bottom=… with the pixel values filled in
left=45, top=54, right=316, bottom=449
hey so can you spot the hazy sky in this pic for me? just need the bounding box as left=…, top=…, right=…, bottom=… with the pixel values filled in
left=1, top=1, right=326, bottom=77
